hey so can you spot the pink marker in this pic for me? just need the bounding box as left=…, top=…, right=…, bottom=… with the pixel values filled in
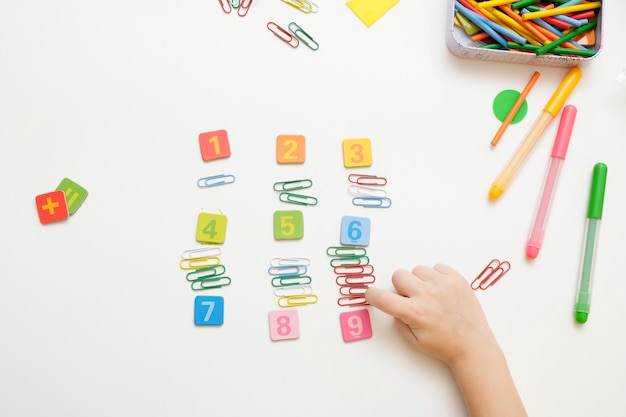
left=526, top=105, right=577, bottom=259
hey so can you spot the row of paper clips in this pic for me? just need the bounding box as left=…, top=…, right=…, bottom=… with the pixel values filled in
left=267, top=21, right=319, bottom=51
left=348, top=174, right=392, bottom=208
left=269, top=257, right=319, bottom=307
left=197, top=173, right=236, bottom=188
left=180, top=246, right=232, bottom=290
left=471, top=259, right=511, bottom=291
left=274, top=179, right=318, bottom=206
left=218, top=0, right=253, bottom=16
left=327, top=246, right=376, bottom=306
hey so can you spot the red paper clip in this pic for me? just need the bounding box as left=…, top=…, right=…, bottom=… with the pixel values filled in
left=336, top=274, right=376, bottom=287
left=237, top=0, right=253, bottom=17
left=348, top=174, right=387, bottom=186
left=339, top=285, right=367, bottom=296
left=338, top=296, right=369, bottom=307
left=218, top=0, right=232, bottom=13
left=267, top=22, right=299, bottom=48
left=471, top=259, right=511, bottom=290
left=334, top=264, right=375, bottom=276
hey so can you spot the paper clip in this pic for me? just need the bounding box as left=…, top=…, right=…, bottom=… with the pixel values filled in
left=231, top=0, right=240, bottom=8
left=237, top=0, right=252, bottom=17
left=186, top=265, right=227, bottom=282
left=338, top=296, right=368, bottom=307
left=326, top=246, right=367, bottom=257
left=471, top=259, right=511, bottom=290
left=271, top=275, right=312, bottom=287
left=279, top=192, right=318, bottom=206
left=336, top=274, right=376, bottom=286
left=348, top=184, right=387, bottom=198
left=330, top=256, right=369, bottom=267
left=352, top=196, right=392, bottom=208
left=274, top=285, right=313, bottom=297
left=273, top=179, right=312, bottom=192
left=180, top=256, right=221, bottom=270
left=287, top=22, right=319, bottom=51
left=270, top=257, right=310, bottom=267
left=191, top=276, right=231, bottom=290
left=339, top=285, right=367, bottom=296
left=268, top=264, right=308, bottom=276
left=181, top=246, right=222, bottom=259
left=281, top=0, right=318, bottom=13
left=267, top=22, right=299, bottom=48
left=334, top=264, right=375, bottom=276
left=278, top=294, right=318, bottom=307
left=197, top=174, right=236, bottom=188
left=348, top=174, right=387, bottom=186
left=219, top=0, right=232, bottom=13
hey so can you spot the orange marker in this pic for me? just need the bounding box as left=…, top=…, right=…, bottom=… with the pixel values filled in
left=491, top=71, right=541, bottom=147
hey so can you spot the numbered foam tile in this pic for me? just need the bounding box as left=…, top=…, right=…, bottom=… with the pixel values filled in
left=269, top=309, right=300, bottom=341
left=35, top=190, right=69, bottom=224
left=273, top=210, right=304, bottom=240
left=276, top=134, right=305, bottom=164
left=194, top=295, right=224, bottom=326
left=199, top=129, right=231, bottom=162
left=340, top=216, right=371, bottom=246
left=196, top=212, right=228, bottom=244
left=342, top=138, right=372, bottom=168
left=55, top=178, right=88, bottom=215
left=340, top=309, right=373, bottom=342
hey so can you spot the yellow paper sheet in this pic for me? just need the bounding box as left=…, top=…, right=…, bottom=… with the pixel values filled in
left=345, top=0, right=400, bottom=28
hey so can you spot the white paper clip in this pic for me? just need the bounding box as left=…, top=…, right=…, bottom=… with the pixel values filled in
left=348, top=184, right=387, bottom=198
left=197, top=174, right=236, bottom=188
left=274, top=285, right=314, bottom=297
left=352, top=196, right=392, bottom=208
left=270, top=257, right=310, bottom=267
left=181, top=246, right=222, bottom=260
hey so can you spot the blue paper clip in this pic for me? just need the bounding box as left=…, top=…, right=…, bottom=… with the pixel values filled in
left=287, top=22, right=319, bottom=51
left=273, top=179, right=312, bottom=192
left=268, top=264, right=308, bottom=276
left=279, top=192, right=318, bottom=206
left=352, top=196, right=392, bottom=208
left=197, top=174, right=236, bottom=188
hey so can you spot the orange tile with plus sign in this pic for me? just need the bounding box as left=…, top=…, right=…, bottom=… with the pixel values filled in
left=36, top=190, right=69, bottom=224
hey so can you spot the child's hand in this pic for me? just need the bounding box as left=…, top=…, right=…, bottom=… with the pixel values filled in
left=365, top=263, right=498, bottom=366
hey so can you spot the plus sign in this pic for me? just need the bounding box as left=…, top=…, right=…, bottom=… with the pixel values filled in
left=41, top=197, right=60, bottom=215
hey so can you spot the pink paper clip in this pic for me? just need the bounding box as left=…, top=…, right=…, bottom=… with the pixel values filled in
left=471, top=259, right=511, bottom=290
left=333, top=264, right=375, bottom=276
left=218, top=0, right=232, bottom=13
left=237, top=0, right=253, bottom=17
left=348, top=174, right=387, bottom=186
left=338, top=296, right=369, bottom=307
left=267, top=22, right=299, bottom=48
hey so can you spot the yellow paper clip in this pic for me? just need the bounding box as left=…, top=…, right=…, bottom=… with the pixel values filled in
left=180, top=256, right=221, bottom=270
left=267, top=22, right=299, bottom=48
left=191, top=276, right=231, bottom=290
left=274, top=285, right=314, bottom=297
left=281, top=0, right=318, bottom=14
left=288, top=22, right=319, bottom=51
left=278, top=294, right=318, bottom=307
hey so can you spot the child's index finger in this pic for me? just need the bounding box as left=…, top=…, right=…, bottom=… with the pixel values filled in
left=365, top=286, right=415, bottom=322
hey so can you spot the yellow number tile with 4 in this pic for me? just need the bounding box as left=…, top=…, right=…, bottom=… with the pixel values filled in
left=196, top=212, right=228, bottom=244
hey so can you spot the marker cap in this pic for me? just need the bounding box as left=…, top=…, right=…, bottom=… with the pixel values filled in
left=551, top=105, right=577, bottom=159
left=543, top=67, right=582, bottom=117
left=587, top=162, right=607, bottom=219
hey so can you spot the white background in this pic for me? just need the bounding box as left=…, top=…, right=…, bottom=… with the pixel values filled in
left=2, top=1, right=625, bottom=416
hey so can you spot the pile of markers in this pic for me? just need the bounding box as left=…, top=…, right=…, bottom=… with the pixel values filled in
left=327, top=246, right=376, bottom=306
left=454, top=0, right=601, bottom=57
left=268, top=257, right=319, bottom=308
left=180, top=246, right=232, bottom=291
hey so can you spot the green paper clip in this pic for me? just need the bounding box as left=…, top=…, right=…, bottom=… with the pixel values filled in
left=271, top=275, right=313, bottom=287
left=288, top=22, right=319, bottom=51
left=279, top=192, right=318, bottom=206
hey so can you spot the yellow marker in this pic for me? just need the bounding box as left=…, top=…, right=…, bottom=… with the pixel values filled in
left=489, top=67, right=582, bottom=200
left=521, top=2, right=602, bottom=20
left=345, top=0, right=400, bottom=28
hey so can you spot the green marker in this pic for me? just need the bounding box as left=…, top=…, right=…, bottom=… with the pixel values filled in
left=575, top=163, right=608, bottom=324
